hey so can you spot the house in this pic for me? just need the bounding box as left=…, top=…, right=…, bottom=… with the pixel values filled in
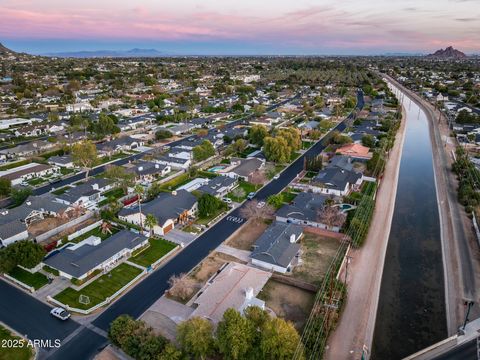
left=197, top=176, right=238, bottom=198
left=43, top=230, right=148, bottom=280
left=14, top=124, right=49, bottom=137
left=218, top=157, right=265, bottom=181
left=0, top=140, right=56, bottom=160
left=0, top=163, right=59, bottom=186
left=153, top=155, right=191, bottom=170
left=190, top=262, right=271, bottom=323
left=312, top=167, right=363, bottom=196
left=250, top=222, right=303, bottom=273
left=276, top=192, right=334, bottom=229
left=48, top=155, right=75, bottom=168
left=118, top=190, right=197, bottom=235
left=177, top=178, right=209, bottom=192
left=335, top=143, right=372, bottom=160
left=123, top=160, right=171, bottom=184
left=327, top=155, right=356, bottom=172
left=168, top=123, right=196, bottom=136
left=97, top=136, right=144, bottom=157
left=0, top=194, right=69, bottom=247
left=55, top=178, right=113, bottom=209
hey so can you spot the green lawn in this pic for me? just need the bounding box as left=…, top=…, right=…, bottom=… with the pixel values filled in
left=70, top=225, right=120, bottom=243
left=98, top=152, right=129, bottom=165
left=53, top=263, right=142, bottom=310
left=227, top=181, right=259, bottom=202
left=130, top=238, right=176, bottom=267
left=195, top=206, right=227, bottom=225
left=0, top=325, right=33, bottom=360
left=59, top=167, right=75, bottom=176
left=99, top=188, right=125, bottom=206
left=51, top=186, right=71, bottom=195
left=281, top=191, right=298, bottom=204
left=26, top=177, right=45, bottom=186
left=158, top=173, right=190, bottom=190
left=8, top=267, right=48, bottom=290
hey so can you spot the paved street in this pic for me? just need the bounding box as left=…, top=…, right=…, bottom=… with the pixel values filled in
left=0, top=92, right=363, bottom=360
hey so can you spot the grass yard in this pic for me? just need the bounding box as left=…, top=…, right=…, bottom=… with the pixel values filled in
left=258, top=280, right=315, bottom=331
left=195, top=206, right=227, bottom=225
left=158, top=172, right=190, bottom=190
left=292, top=233, right=343, bottom=286
left=130, top=238, right=176, bottom=267
left=0, top=325, right=33, bottom=360
left=98, top=152, right=129, bottom=165
left=227, top=181, right=259, bottom=202
left=70, top=224, right=119, bottom=243
left=51, top=186, right=71, bottom=195
left=53, top=263, right=143, bottom=310
left=26, top=177, right=45, bottom=186
left=59, top=167, right=75, bottom=176
left=8, top=267, right=48, bottom=290
left=281, top=190, right=297, bottom=204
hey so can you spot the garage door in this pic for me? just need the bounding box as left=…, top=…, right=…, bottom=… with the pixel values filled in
left=163, top=223, right=174, bottom=234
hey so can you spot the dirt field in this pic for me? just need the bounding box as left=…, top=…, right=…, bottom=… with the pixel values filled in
left=292, top=233, right=343, bottom=286
left=226, top=219, right=269, bottom=250
left=166, top=252, right=239, bottom=303
left=258, top=279, right=315, bottom=331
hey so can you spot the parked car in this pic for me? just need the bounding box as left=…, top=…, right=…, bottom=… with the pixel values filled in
left=50, top=307, right=70, bottom=321
left=247, top=192, right=256, bottom=200
left=273, top=174, right=280, bottom=180
left=222, top=197, right=232, bottom=204
left=257, top=201, right=266, bottom=208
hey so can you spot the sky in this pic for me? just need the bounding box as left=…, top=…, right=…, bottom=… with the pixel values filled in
left=0, top=0, right=479, bottom=55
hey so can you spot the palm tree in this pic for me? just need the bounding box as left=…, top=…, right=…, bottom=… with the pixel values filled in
left=144, top=214, right=158, bottom=238
left=135, top=184, right=145, bottom=233
left=101, top=221, right=112, bottom=235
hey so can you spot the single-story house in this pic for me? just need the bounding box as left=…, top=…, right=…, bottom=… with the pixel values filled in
left=250, top=222, right=303, bottom=273
left=218, top=157, right=265, bottom=181
left=43, top=230, right=148, bottom=280
left=123, top=160, right=171, bottom=184
left=312, top=167, right=363, bottom=196
left=190, top=262, right=271, bottom=323
left=97, top=136, right=144, bottom=157
left=55, top=178, right=113, bottom=209
left=0, top=163, right=59, bottom=186
left=48, top=155, right=75, bottom=168
left=197, top=176, right=238, bottom=198
left=118, top=190, right=197, bottom=235
left=335, top=143, right=372, bottom=161
left=153, top=155, right=191, bottom=170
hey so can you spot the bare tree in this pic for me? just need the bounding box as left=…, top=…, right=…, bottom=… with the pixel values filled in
left=317, top=205, right=346, bottom=230
left=240, top=200, right=275, bottom=224
left=231, top=187, right=245, bottom=199
left=168, top=273, right=199, bottom=302
left=249, top=170, right=267, bottom=185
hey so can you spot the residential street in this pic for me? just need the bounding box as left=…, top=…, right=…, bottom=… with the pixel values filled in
left=0, top=93, right=362, bottom=360
left=324, top=101, right=407, bottom=360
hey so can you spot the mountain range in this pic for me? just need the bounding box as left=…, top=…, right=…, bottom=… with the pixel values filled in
left=42, top=48, right=168, bottom=58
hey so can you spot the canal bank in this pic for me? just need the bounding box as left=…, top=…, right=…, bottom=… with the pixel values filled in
left=371, top=81, right=447, bottom=359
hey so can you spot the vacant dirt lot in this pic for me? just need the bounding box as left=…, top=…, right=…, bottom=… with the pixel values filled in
left=258, top=279, right=315, bottom=331
left=226, top=219, right=269, bottom=250
left=166, top=252, right=239, bottom=304
left=292, top=233, right=343, bottom=286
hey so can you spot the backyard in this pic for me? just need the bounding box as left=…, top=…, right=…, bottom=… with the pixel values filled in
left=53, top=263, right=143, bottom=310
left=69, top=223, right=120, bottom=243
left=258, top=279, right=315, bottom=331
left=8, top=266, right=48, bottom=290
left=130, top=238, right=176, bottom=267
left=0, top=325, right=33, bottom=360
left=292, top=233, right=343, bottom=286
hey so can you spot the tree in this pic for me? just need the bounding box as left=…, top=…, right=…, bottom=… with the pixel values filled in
left=198, top=193, right=223, bottom=218
left=104, top=165, right=134, bottom=194
left=71, top=140, right=98, bottom=179
left=317, top=205, right=346, bottom=229
left=197, top=129, right=208, bottom=137
left=361, top=134, right=375, bottom=148
left=260, top=317, right=304, bottom=360
left=231, top=187, right=245, bottom=200
left=155, top=129, right=173, bottom=140
left=216, top=309, right=253, bottom=360
left=253, top=104, right=266, bottom=116
left=249, top=124, right=268, bottom=146
left=168, top=273, right=198, bottom=302
left=267, top=194, right=284, bottom=208
left=232, top=138, right=248, bottom=154
left=158, top=343, right=184, bottom=360
left=0, top=178, right=11, bottom=197
left=10, top=187, right=32, bottom=207
left=91, top=113, right=120, bottom=138
left=144, top=214, right=158, bottom=237
left=332, top=132, right=353, bottom=145
left=240, top=200, right=275, bottom=224
left=0, top=240, right=46, bottom=273
left=135, top=185, right=145, bottom=233
left=193, top=140, right=215, bottom=162
left=249, top=170, right=267, bottom=185
left=276, top=128, right=301, bottom=151
left=263, top=136, right=290, bottom=163
left=177, top=317, right=215, bottom=360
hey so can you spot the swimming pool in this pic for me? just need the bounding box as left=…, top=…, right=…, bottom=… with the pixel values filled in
left=208, top=165, right=227, bottom=172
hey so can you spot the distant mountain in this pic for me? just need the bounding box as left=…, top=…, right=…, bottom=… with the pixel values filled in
left=43, top=48, right=168, bottom=58
left=427, top=46, right=466, bottom=59
left=0, top=42, right=15, bottom=56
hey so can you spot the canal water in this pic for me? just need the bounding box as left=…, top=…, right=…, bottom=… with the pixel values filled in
left=371, top=82, right=447, bottom=359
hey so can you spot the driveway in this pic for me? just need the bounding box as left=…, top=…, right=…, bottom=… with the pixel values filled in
left=216, top=244, right=252, bottom=263
left=163, top=228, right=196, bottom=246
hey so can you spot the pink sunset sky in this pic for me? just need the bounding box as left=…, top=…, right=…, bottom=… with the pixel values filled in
left=1, top=0, right=479, bottom=54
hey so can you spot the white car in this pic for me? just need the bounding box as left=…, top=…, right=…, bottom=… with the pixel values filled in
left=222, top=197, right=233, bottom=204
left=273, top=174, right=280, bottom=180
left=50, top=307, right=70, bottom=321
left=257, top=201, right=266, bottom=208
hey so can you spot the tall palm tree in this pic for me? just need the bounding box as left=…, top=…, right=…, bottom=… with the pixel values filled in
left=144, top=214, right=158, bottom=238
left=135, top=184, right=145, bottom=233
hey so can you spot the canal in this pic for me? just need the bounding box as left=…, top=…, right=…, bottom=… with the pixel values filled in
left=371, top=81, right=447, bottom=359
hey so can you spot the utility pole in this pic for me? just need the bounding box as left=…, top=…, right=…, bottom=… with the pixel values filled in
left=461, top=300, right=474, bottom=332
left=344, top=255, right=352, bottom=284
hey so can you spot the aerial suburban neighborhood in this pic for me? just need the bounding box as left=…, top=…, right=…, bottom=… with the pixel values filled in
left=0, top=2, right=479, bottom=360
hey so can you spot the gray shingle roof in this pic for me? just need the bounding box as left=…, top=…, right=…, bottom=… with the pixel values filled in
left=44, top=230, right=148, bottom=278
left=313, top=167, right=362, bottom=191
left=250, top=222, right=303, bottom=268
left=197, top=176, right=236, bottom=197
left=119, top=189, right=197, bottom=225
left=276, top=192, right=328, bottom=223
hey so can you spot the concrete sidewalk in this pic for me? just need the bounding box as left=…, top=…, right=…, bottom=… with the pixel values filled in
left=216, top=244, right=251, bottom=263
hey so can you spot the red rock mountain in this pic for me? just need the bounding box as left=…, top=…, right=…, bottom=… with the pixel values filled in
left=427, top=46, right=466, bottom=59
